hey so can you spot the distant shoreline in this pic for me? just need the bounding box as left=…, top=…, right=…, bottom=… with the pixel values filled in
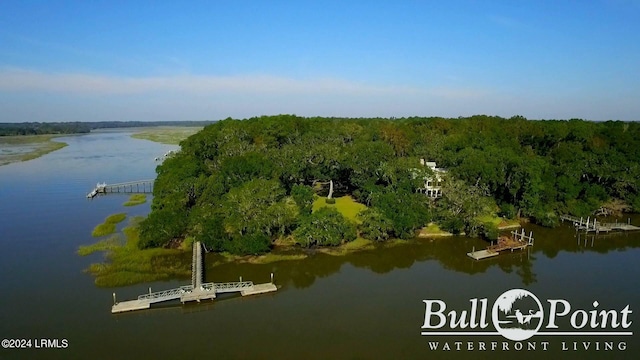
left=0, top=134, right=68, bottom=167
left=0, top=120, right=212, bottom=137
left=0, top=125, right=203, bottom=166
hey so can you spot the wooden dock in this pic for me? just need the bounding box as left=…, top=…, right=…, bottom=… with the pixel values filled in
left=111, top=241, right=277, bottom=313
left=560, top=215, right=640, bottom=233
left=467, top=249, right=500, bottom=260
left=467, top=229, right=534, bottom=260
left=87, top=180, right=154, bottom=198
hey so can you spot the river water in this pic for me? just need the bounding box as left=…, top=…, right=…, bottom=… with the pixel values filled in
left=0, top=130, right=638, bottom=359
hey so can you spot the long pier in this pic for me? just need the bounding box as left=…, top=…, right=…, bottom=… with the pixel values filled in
left=560, top=215, right=640, bottom=233
left=467, top=229, right=534, bottom=260
left=111, top=241, right=277, bottom=313
left=87, top=180, right=154, bottom=198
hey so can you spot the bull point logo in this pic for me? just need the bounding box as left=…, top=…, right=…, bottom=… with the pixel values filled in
left=492, top=289, right=544, bottom=341
left=421, top=288, right=633, bottom=343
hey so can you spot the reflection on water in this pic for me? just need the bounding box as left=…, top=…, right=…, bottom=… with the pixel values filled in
left=207, top=219, right=640, bottom=293
left=0, top=129, right=638, bottom=359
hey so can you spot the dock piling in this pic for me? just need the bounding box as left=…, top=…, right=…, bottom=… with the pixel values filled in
left=111, top=241, right=277, bottom=314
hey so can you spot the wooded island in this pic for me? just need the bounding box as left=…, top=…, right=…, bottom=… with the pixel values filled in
left=139, top=115, right=640, bottom=255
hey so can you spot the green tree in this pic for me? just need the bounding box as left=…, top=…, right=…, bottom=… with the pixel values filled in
left=357, top=209, right=394, bottom=241
left=293, top=207, right=356, bottom=247
left=222, top=179, right=288, bottom=237
left=372, top=189, right=429, bottom=239
left=138, top=208, right=187, bottom=249
left=437, top=179, right=495, bottom=237
left=291, top=184, right=315, bottom=215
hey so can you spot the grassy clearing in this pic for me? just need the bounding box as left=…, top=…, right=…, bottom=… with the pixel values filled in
left=131, top=126, right=202, bottom=145
left=418, top=223, right=454, bottom=237
left=91, top=213, right=127, bottom=237
left=83, top=216, right=191, bottom=287
left=312, top=195, right=368, bottom=223
left=123, top=194, right=147, bottom=207
left=497, top=218, right=522, bottom=229
left=0, top=135, right=68, bottom=166
left=477, top=214, right=521, bottom=229
left=418, top=216, right=520, bottom=238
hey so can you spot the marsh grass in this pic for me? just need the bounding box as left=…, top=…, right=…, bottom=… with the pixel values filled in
left=123, top=194, right=147, bottom=207
left=77, top=235, right=123, bottom=256
left=131, top=127, right=202, bottom=145
left=83, top=216, right=191, bottom=287
left=0, top=135, right=68, bottom=166
left=91, top=213, right=127, bottom=237
left=244, top=253, right=308, bottom=264
left=317, top=237, right=375, bottom=255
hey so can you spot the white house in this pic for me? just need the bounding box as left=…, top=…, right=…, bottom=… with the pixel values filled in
left=418, top=159, right=446, bottom=198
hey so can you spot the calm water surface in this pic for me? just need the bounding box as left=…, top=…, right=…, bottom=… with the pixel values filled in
left=0, top=130, right=638, bottom=359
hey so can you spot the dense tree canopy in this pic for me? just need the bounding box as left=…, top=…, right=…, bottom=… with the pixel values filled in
left=139, top=115, right=640, bottom=254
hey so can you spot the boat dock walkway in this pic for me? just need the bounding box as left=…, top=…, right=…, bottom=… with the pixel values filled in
left=87, top=179, right=154, bottom=198
left=111, top=241, right=277, bottom=313
left=560, top=215, right=640, bottom=233
left=467, top=229, right=534, bottom=260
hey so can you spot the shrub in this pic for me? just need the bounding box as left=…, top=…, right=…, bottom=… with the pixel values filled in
left=481, top=222, right=499, bottom=240
left=224, top=232, right=270, bottom=255
left=291, top=184, right=314, bottom=215
left=498, top=203, right=517, bottom=219
left=440, top=217, right=465, bottom=235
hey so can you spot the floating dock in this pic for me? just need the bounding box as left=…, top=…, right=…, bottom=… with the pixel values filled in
left=111, top=241, right=277, bottom=313
left=560, top=215, right=640, bottom=233
left=467, top=229, right=534, bottom=260
left=467, top=249, right=500, bottom=260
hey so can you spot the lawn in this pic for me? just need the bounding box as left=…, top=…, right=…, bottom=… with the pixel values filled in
left=477, top=214, right=521, bottom=229
left=312, top=195, right=368, bottom=223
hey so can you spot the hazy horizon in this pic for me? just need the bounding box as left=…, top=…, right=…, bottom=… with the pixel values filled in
left=1, top=1, right=639, bottom=123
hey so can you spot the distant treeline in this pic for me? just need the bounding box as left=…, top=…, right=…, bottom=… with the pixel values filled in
left=0, top=121, right=214, bottom=136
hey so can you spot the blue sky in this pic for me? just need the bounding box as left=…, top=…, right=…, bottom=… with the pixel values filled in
left=1, top=0, right=639, bottom=122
